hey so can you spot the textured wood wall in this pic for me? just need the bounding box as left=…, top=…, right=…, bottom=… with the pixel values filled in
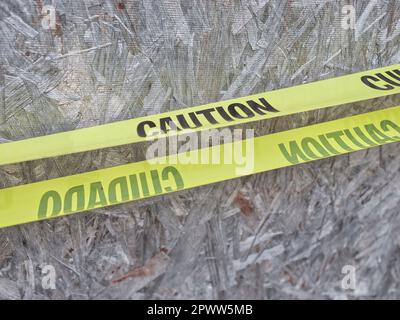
left=0, top=0, right=400, bottom=299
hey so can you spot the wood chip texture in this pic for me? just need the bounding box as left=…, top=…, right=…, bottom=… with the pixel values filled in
left=0, top=0, right=400, bottom=300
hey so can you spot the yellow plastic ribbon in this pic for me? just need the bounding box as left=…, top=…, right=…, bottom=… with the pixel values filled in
left=0, top=64, right=399, bottom=166
left=0, top=106, right=399, bottom=228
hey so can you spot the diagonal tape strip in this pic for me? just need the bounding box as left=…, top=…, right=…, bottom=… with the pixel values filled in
left=0, top=64, right=400, bottom=166
left=0, top=106, right=399, bottom=229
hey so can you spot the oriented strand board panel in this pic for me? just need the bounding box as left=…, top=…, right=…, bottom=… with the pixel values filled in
left=0, top=0, right=400, bottom=299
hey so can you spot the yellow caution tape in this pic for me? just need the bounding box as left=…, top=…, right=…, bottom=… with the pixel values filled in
left=0, top=106, right=399, bottom=228
left=0, top=64, right=399, bottom=166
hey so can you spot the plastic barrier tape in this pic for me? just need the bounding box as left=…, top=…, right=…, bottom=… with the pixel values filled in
left=0, top=106, right=399, bottom=228
left=0, top=65, right=399, bottom=166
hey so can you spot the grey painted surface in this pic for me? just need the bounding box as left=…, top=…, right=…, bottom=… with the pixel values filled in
left=0, top=0, right=399, bottom=299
